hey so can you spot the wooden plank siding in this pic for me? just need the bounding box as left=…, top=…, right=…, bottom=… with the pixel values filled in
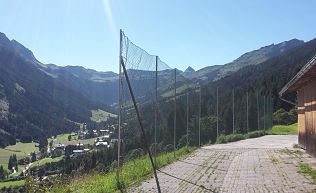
left=300, top=80, right=316, bottom=157
left=298, top=88, right=305, bottom=149
left=280, top=55, right=316, bottom=157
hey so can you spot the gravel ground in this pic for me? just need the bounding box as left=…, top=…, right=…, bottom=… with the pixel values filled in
left=129, top=135, right=316, bottom=193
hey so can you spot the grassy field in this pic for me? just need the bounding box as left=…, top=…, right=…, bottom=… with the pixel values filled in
left=90, top=109, right=117, bottom=123
left=55, top=133, right=78, bottom=142
left=267, top=123, right=298, bottom=135
left=30, top=156, right=64, bottom=168
left=0, top=180, right=25, bottom=189
left=55, top=137, right=97, bottom=146
left=51, top=147, right=195, bottom=193
left=0, top=142, right=39, bottom=165
left=0, top=163, right=24, bottom=175
left=161, top=85, right=194, bottom=98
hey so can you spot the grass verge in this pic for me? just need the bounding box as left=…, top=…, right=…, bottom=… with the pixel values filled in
left=0, top=142, right=39, bottom=165
left=216, top=130, right=266, bottom=144
left=267, top=123, right=298, bottom=135
left=298, top=163, right=316, bottom=184
left=30, top=156, right=64, bottom=168
left=0, top=180, right=25, bottom=189
left=56, top=134, right=78, bottom=142
left=51, top=147, right=194, bottom=193
left=215, top=123, right=298, bottom=144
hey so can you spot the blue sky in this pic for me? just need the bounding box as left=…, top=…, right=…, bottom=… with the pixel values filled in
left=0, top=0, right=316, bottom=72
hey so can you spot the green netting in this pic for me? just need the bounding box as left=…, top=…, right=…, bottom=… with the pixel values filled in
left=117, top=31, right=273, bottom=189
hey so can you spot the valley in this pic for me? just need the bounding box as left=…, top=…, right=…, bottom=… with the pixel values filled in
left=0, top=30, right=315, bottom=192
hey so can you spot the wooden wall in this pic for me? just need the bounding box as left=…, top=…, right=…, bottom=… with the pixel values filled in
left=298, top=88, right=305, bottom=149
left=299, top=80, right=316, bottom=157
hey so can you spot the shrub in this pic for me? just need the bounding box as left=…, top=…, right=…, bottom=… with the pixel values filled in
left=216, top=134, right=245, bottom=144
left=216, top=130, right=266, bottom=144
left=126, top=148, right=144, bottom=160
left=163, top=144, right=174, bottom=152
left=247, top=130, right=266, bottom=138
left=273, top=108, right=297, bottom=125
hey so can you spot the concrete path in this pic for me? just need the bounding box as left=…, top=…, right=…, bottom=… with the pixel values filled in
left=129, top=135, right=316, bottom=193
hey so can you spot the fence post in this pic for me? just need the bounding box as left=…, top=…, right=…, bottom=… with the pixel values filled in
left=247, top=91, right=249, bottom=132
left=154, top=56, right=158, bottom=167
left=173, top=69, right=177, bottom=157
left=186, top=91, right=189, bottom=146
left=257, top=92, right=260, bottom=130
left=233, top=88, right=235, bottom=134
left=217, top=87, right=219, bottom=138
left=198, top=87, right=201, bottom=147
left=116, top=29, right=123, bottom=185
left=264, top=96, right=266, bottom=131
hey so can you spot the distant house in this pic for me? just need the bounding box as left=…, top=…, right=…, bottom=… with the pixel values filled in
left=110, top=138, right=122, bottom=147
left=99, top=129, right=109, bottom=136
left=52, top=143, right=65, bottom=157
left=73, top=148, right=89, bottom=154
left=280, top=55, right=316, bottom=156
left=73, top=149, right=84, bottom=154
left=96, top=141, right=110, bottom=149
left=76, top=143, right=84, bottom=147
left=100, top=135, right=110, bottom=141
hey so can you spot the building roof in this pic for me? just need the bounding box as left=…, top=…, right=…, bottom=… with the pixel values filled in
left=54, top=143, right=65, bottom=148
left=279, top=54, right=316, bottom=96
left=96, top=141, right=108, bottom=146
left=73, top=150, right=84, bottom=153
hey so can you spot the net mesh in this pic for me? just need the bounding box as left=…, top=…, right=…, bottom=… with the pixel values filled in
left=117, top=31, right=273, bottom=189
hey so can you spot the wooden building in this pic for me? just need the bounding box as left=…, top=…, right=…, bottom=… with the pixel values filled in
left=280, top=55, right=316, bottom=156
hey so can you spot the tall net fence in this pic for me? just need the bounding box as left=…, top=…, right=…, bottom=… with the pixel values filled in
left=116, top=30, right=273, bottom=190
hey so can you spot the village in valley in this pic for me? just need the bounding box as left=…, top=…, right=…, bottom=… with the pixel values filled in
left=49, top=124, right=117, bottom=157
left=1, top=118, right=119, bottom=185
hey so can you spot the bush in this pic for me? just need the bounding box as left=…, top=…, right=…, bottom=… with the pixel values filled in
left=226, top=134, right=246, bottom=142
left=246, top=130, right=266, bottom=138
left=216, top=134, right=245, bottom=144
left=216, top=135, right=227, bottom=144
left=163, top=144, right=174, bottom=152
left=273, top=108, right=297, bottom=125
left=126, top=148, right=144, bottom=160
left=216, top=130, right=266, bottom=144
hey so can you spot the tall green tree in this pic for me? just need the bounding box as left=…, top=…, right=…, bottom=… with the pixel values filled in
left=31, top=152, right=36, bottom=163
left=0, top=165, right=5, bottom=180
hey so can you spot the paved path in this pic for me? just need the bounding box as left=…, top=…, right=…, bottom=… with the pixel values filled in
left=129, top=135, right=316, bottom=193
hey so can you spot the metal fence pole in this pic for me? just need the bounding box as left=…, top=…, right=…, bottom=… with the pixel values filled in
left=264, top=96, right=266, bottom=131
left=217, top=87, right=219, bottom=138
left=121, top=57, right=161, bottom=193
left=154, top=56, right=158, bottom=167
left=257, top=92, right=260, bottom=130
left=116, top=29, right=123, bottom=185
left=186, top=91, right=189, bottom=146
left=247, top=91, right=249, bottom=132
left=173, top=69, right=177, bottom=157
left=233, top=88, right=235, bottom=134
left=198, top=87, right=201, bottom=147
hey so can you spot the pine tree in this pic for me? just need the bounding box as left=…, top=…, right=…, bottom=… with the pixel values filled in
left=31, top=152, right=36, bottom=163
left=0, top=165, right=5, bottom=180
left=91, top=152, right=96, bottom=169
left=64, top=155, right=72, bottom=174
left=8, top=155, right=12, bottom=171
left=15, top=162, right=18, bottom=172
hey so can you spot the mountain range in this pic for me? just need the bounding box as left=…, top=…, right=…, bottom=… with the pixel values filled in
left=184, top=39, right=304, bottom=82
left=0, top=31, right=310, bottom=147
